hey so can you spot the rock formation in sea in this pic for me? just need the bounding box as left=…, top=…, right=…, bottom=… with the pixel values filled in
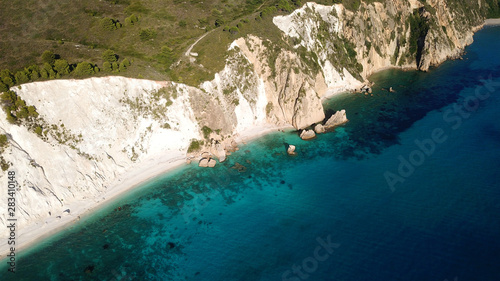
left=324, top=110, right=349, bottom=130
left=300, top=130, right=316, bottom=140
left=314, top=124, right=326, bottom=134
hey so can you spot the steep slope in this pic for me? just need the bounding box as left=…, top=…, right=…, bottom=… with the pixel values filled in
left=0, top=77, right=200, bottom=235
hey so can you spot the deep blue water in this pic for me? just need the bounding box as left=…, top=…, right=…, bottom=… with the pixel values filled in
left=2, top=26, right=500, bottom=281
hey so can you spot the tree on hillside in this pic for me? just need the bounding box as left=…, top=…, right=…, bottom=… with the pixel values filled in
left=0, top=82, right=8, bottom=93
left=101, top=17, right=120, bottom=31
left=119, top=61, right=127, bottom=72
left=228, top=26, right=239, bottom=35
left=214, top=18, right=225, bottom=27
left=103, top=61, right=112, bottom=72
left=54, top=59, right=70, bottom=75
left=0, top=134, right=8, bottom=147
left=42, top=63, right=57, bottom=79
left=14, top=71, right=29, bottom=84
left=39, top=68, right=49, bottom=79
left=27, top=106, right=38, bottom=118
left=122, top=58, right=131, bottom=67
left=25, top=65, right=40, bottom=80
left=74, top=62, right=95, bottom=76
left=2, top=76, right=14, bottom=88
left=139, top=28, right=157, bottom=41
left=125, top=14, right=139, bottom=25
left=102, top=50, right=118, bottom=63
left=1, top=70, right=14, bottom=87
left=41, top=50, right=56, bottom=65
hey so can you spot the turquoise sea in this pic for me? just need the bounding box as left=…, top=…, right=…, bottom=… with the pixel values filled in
left=2, top=26, right=500, bottom=280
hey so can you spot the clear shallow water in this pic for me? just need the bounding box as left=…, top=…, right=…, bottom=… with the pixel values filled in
left=2, top=27, right=500, bottom=280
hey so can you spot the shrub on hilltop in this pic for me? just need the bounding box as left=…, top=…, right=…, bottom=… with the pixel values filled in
left=102, top=50, right=118, bottom=63
left=74, top=62, right=96, bottom=76
left=41, top=50, right=56, bottom=65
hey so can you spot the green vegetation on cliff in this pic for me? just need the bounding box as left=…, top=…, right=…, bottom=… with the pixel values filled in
left=0, top=0, right=309, bottom=88
left=0, top=0, right=493, bottom=90
left=486, top=0, right=500, bottom=17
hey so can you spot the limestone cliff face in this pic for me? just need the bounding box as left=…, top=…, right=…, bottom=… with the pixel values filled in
left=233, top=36, right=326, bottom=130
left=247, top=0, right=486, bottom=129
left=0, top=77, right=201, bottom=232
left=272, top=0, right=486, bottom=81
left=0, top=0, right=488, bottom=248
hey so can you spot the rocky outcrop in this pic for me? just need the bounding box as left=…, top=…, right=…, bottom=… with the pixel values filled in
left=199, top=157, right=216, bottom=168
left=300, top=130, right=316, bottom=140
left=211, top=142, right=226, bottom=162
left=324, top=110, right=348, bottom=130
left=314, top=124, right=325, bottom=134
left=287, top=144, right=296, bottom=155
left=199, top=158, right=209, bottom=167
left=234, top=36, right=326, bottom=130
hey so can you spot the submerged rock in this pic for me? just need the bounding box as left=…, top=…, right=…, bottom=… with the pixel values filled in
left=287, top=144, right=296, bottom=155
left=324, top=109, right=348, bottom=130
left=360, top=85, right=372, bottom=94
left=84, top=265, right=95, bottom=274
left=232, top=162, right=247, bottom=172
left=300, top=129, right=316, bottom=140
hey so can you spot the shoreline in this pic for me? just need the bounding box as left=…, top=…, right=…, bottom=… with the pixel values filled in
left=0, top=123, right=293, bottom=258
left=3, top=18, right=497, bottom=260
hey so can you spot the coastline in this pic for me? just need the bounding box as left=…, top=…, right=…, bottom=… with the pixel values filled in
left=0, top=122, right=293, bottom=258
left=2, top=17, right=496, bottom=262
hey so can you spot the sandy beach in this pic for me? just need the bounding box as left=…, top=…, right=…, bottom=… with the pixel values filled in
left=484, top=18, right=500, bottom=26
left=0, top=123, right=294, bottom=258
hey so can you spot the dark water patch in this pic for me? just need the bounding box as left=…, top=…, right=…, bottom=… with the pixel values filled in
left=321, top=61, right=500, bottom=160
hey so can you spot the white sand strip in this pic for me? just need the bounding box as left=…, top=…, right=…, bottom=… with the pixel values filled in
left=484, top=18, right=500, bottom=26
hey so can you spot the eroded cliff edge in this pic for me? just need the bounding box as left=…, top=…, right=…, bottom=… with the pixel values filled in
left=0, top=0, right=488, bottom=248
